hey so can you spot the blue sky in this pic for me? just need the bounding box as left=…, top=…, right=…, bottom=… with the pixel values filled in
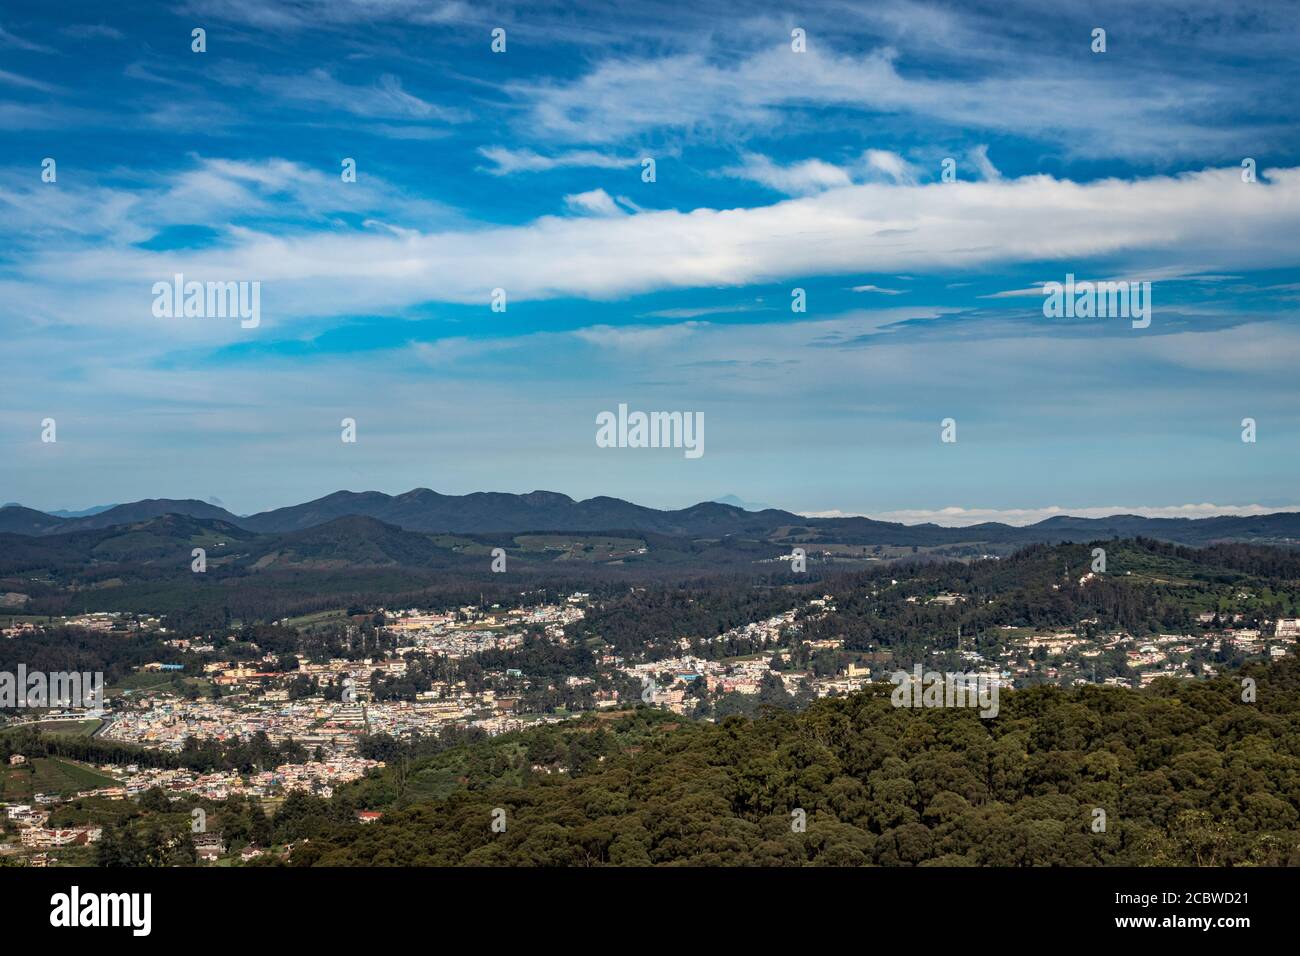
left=3, top=0, right=1300, bottom=523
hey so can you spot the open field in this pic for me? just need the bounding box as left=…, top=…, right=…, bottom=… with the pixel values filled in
left=0, top=757, right=121, bottom=801
left=28, top=719, right=103, bottom=738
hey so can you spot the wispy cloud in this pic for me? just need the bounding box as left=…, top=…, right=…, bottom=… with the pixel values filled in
left=61, top=23, right=125, bottom=41
left=642, top=303, right=761, bottom=319
left=858, top=149, right=917, bottom=185
left=0, top=69, right=60, bottom=93
left=563, top=188, right=628, bottom=217
left=214, top=67, right=466, bottom=123
left=508, top=43, right=1273, bottom=159
left=722, top=153, right=852, bottom=195
left=181, top=0, right=471, bottom=30
left=968, top=144, right=1000, bottom=181
left=0, top=24, right=56, bottom=53
left=477, top=146, right=634, bottom=176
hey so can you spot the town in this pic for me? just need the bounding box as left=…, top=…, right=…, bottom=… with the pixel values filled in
left=2, top=577, right=1295, bottom=866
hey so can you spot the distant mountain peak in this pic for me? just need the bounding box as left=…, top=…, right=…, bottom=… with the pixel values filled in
left=712, top=494, right=774, bottom=512
left=521, top=490, right=575, bottom=505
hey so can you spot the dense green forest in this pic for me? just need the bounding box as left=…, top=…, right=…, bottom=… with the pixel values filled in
left=0, top=726, right=315, bottom=773
left=265, top=655, right=1300, bottom=866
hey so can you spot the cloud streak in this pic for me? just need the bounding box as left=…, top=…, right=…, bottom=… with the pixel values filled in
left=21, top=165, right=1300, bottom=320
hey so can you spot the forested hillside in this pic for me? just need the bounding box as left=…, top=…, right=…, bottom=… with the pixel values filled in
left=284, top=656, right=1300, bottom=866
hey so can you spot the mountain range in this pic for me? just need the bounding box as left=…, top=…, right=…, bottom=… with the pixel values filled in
left=2, top=489, right=1299, bottom=548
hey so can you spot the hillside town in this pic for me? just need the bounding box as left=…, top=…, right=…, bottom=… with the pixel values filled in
left=2, top=582, right=1296, bottom=866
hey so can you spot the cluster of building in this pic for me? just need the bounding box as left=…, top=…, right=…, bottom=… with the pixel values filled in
left=0, top=752, right=383, bottom=865
left=18, top=825, right=102, bottom=848
left=609, top=599, right=872, bottom=715
left=995, top=617, right=1294, bottom=687
left=128, top=756, right=382, bottom=800
left=102, top=697, right=342, bottom=751
left=100, top=677, right=567, bottom=756
left=3, top=610, right=166, bottom=640
left=3, top=803, right=102, bottom=853
left=383, top=600, right=584, bottom=654
left=680, top=608, right=803, bottom=651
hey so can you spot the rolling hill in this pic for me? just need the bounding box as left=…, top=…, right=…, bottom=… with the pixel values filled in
left=3, top=490, right=1300, bottom=549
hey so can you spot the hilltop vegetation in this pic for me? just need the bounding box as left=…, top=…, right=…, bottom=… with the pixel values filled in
left=801, top=539, right=1300, bottom=670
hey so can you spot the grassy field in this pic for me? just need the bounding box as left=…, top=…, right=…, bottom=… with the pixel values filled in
left=111, top=671, right=179, bottom=692
left=0, top=757, right=121, bottom=801
left=429, top=534, right=494, bottom=555
left=110, top=671, right=212, bottom=697
left=279, top=608, right=350, bottom=630
left=513, top=534, right=647, bottom=562
left=30, top=719, right=103, bottom=738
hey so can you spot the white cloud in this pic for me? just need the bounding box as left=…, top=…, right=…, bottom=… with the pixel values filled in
left=182, top=0, right=470, bottom=30
left=857, top=149, right=916, bottom=184
left=61, top=23, right=125, bottom=40
left=980, top=285, right=1045, bottom=299
left=477, top=146, right=634, bottom=176
left=803, top=503, right=1300, bottom=527
left=722, top=153, right=853, bottom=195
left=0, top=69, right=60, bottom=93
left=968, top=144, right=1000, bottom=181
left=509, top=44, right=1254, bottom=159
left=214, top=67, right=465, bottom=122
left=0, top=156, right=457, bottom=249
left=410, top=336, right=516, bottom=366
left=563, top=188, right=626, bottom=217
left=572, top=323, right=705, bottom=351
left=23, top=165, right=1300, bottom=320
left=723, top=149, right=918, bottom=194
left=0, top=24, right=55, bottom=53
left=1143, top=322, right=1300, bottom=373
left=642, top=303, right=759, bottom=319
